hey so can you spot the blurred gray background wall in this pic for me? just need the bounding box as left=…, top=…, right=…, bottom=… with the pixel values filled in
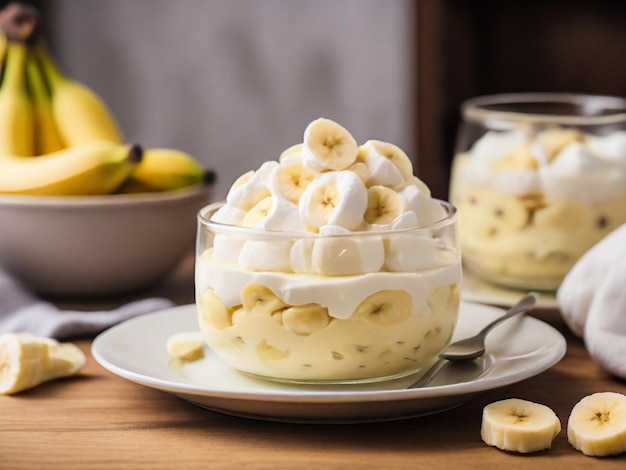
left=43, top=0, right=415, bottom=200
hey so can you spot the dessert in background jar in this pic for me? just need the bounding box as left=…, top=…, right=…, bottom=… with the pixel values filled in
left=450, top=93, right=626, bottom=291
left=196, top=118, right=461, bottom=383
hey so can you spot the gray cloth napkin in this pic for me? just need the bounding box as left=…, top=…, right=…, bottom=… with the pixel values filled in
left=0, top=268, right=175, bottom=340
left=557, top=223, right=626, bottom=380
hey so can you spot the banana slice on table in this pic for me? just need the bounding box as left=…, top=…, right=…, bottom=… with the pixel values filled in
left=240, top=283, right=288, bottom=315
left=481, top=398, right=561, bottom=453
left=358, top=140, right=414, bottom=187
left=353, top=290, right=413, bottom=326
left=298, top=170, right=367, bottom=230
left=567, top=392, right=626, bottom=457
left=302, top=118, right=358, bottom=171
left=364, top=185, right=405, bottom=225
left=0, top=333, right=86, bottom=395
left=166, top=332, right=205, bottom=361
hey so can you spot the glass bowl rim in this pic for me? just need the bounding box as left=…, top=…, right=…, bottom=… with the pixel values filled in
left=198, top=200, right=457, bottom=239
left=461, top=92, right=626, bottom=126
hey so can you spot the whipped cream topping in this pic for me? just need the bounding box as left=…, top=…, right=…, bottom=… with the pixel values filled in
left=586, top=131, right=626, bottom=166
left=461, top=130, right=626, bottom=203
left=204, top=118, right=455, bottom=277
left=212, top=118, right=446, bottom=234
left=470, top=130, right=528, bottom=164
left=197, top=251, right=460, bottom=320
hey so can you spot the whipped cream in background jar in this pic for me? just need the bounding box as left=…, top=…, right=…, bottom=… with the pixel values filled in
left=450, top=93, right=626, bottom=291
left=196, top=118, right=461, bottom=384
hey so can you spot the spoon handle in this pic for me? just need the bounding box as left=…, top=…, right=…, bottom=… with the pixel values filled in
left=408, top=293, right=538, bottom=389
left=475, top=292, right=538, bottom=341
left=410, top=358, right=449, bottom=389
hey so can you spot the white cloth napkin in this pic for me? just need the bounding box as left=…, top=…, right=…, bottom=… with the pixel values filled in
left=557, top=223, right=626, bottom=379
left=0, top=267, right=175, bottom=340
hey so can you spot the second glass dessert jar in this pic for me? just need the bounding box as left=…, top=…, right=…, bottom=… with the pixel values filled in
left=450, top=93, right=626, bottom=291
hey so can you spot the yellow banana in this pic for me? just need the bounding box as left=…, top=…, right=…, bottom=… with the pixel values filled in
left=0, top=29, right=5, bottom=62
left=34, top=43, right=123, bottom=147
left=0, top=40, right=34, bottom=156
left=26, top=51, right=64, bottom=154
left=123, top=147, right=211, bottom=191
left=0, top=140, right=142, bottom=196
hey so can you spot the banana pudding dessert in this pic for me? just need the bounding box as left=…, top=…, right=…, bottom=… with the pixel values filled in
left=451, top=127, right=626, bottom=290
left=196, top=118, right=460, bottom=383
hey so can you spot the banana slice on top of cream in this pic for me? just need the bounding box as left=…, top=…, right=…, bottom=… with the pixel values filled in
left=208, top=117, right=450, bottom=276
left=302, top=118, right=358, bottom=172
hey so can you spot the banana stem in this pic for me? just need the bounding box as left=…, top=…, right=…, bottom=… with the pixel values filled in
left=203, top=168, right=217, bottom=185
left=128, top=144, right=144, bottom=164
left=0, top=2, right=39, bottom=43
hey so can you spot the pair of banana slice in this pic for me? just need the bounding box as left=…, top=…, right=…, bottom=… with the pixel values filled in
left=482, top=393, right=626, bottom=457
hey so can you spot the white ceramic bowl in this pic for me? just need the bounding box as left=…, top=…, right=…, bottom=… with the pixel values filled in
left=0, top=184, right=212, bottom=297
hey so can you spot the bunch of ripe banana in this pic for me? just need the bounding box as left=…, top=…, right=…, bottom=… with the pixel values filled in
left=0, top=3, right=213, bottom=196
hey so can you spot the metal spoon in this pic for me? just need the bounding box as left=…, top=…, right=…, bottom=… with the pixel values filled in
left=409, top=292, right=538, bottom=388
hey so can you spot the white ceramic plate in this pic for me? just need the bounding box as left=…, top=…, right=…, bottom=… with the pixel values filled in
left=92, top=302, right=566, bottom=424
left=461, top=269, right=558, bottom=309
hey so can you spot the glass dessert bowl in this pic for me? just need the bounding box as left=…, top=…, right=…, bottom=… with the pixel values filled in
left=195, top=118, right=461, bottom=384
left=450, top=93, right=626, bottom=291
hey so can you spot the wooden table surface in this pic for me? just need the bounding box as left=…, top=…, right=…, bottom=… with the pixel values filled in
left=1, top=255, right=625, bottom=469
